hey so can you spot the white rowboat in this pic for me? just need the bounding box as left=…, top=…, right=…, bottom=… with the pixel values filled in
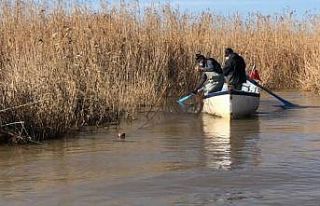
left=202, top=81, right=260, bottom=119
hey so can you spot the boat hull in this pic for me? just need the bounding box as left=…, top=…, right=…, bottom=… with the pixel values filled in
left=202, top=90, right=260, bottom=119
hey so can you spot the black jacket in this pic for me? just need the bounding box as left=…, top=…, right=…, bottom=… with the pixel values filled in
left=200, top=58, right=223, bottom=74
left=223, top=53, right=247, bottom=86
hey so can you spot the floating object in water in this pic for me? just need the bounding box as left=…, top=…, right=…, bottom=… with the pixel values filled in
left=117, top=132, right=126, bottom=140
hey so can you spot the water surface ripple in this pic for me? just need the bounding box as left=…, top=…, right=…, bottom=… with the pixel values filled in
left=1, top=92, right=320, bottom=205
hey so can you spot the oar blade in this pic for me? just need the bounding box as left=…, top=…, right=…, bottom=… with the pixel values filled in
left=282, top=102, right=300, bottom=109
left=177, top=93, right=195, bottom=108
left=248, top=79, right=300, bottom=109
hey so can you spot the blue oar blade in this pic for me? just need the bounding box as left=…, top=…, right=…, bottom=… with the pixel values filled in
left=177, top=94, right=193, bottom=103
left=269, top=93, right=299, bottom=109
left=177, top=93, right=195, bottom=108
left=282, top=102, right=300, bottom=109
left=248, top=79, right=299, bottom=109
left=177, top=101, right=185, bottom=108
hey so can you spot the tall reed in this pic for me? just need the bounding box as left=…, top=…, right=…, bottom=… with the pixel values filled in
left=0, top=1, right=319, bottom=141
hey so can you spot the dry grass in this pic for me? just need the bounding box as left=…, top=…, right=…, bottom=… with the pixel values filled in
left=0, top=1, right=319, bottom=141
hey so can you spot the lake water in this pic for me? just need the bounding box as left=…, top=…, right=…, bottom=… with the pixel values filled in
left=1, top=92, right=320, bottom=206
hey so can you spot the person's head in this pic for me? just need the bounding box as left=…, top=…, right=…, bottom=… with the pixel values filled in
left=195, top=53, right=205, bottom=63
left=224, top=48, right=234, bottom=59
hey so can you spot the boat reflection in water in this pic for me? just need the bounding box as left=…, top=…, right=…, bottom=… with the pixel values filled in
left=201, top=114, right=261, bottom=170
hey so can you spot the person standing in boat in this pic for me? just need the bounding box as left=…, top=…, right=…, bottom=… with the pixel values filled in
left=192, top=53, right=224, bottom=95
left=223, top=48, right=247, bottom=90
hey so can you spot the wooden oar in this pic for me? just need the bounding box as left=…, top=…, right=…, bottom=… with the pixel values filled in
left=248, top=79, right=299, bottom=109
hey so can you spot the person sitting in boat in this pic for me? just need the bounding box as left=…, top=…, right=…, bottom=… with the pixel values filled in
left=223, top=48, right=247, bottom=90
left=192, top=53, right=224, bottom=95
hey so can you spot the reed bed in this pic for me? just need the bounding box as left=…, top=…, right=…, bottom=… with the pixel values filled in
left=0, top=1, right=319, bottom=142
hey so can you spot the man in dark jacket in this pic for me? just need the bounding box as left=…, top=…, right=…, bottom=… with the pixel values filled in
left=223, top=48, right=247, bottom=90
left=193, top=53, right=224, bottom=95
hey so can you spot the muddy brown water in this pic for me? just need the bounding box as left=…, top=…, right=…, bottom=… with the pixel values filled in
left=1, top=92, right=320, bottom=206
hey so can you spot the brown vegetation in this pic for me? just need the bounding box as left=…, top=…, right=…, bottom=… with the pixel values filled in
left=0, top=1, right=319, bottom=142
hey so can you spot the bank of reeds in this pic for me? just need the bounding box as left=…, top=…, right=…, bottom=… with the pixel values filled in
left=0, top=1, right=319, bottom=142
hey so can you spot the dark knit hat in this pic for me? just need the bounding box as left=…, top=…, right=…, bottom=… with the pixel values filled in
left=195, top=53, right=205, bottom=61
left=224, top=48, right=234, bottom=57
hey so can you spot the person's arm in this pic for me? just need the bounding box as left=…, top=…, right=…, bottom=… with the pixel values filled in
left=193, top=73, right=207, bottom=93
left=222, top=59, right=233, bottom=76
